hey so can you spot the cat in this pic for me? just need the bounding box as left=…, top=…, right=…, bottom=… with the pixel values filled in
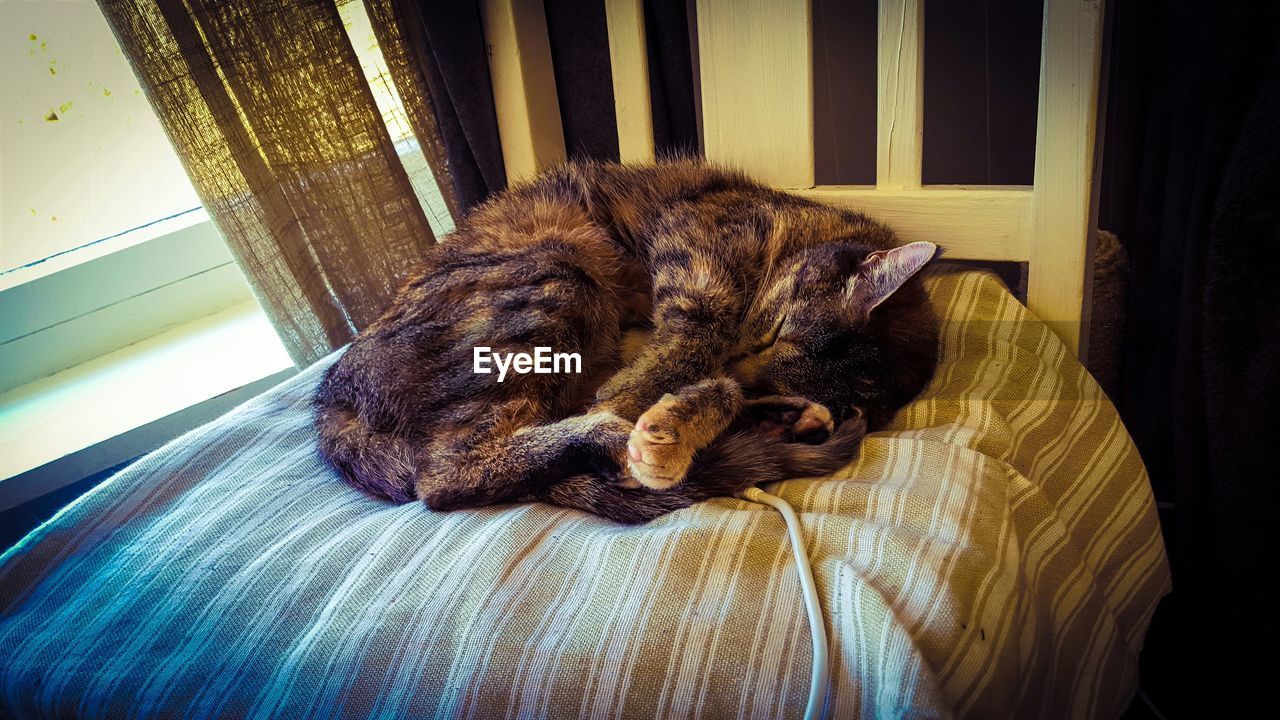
left=313, top=159, right=940, bottom=524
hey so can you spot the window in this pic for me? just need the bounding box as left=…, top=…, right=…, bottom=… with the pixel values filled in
left=338, top=0, right=454, bottom=237
left=0, top=1, right=293, bottom=494
left=0, top=0, right=453, bottom=502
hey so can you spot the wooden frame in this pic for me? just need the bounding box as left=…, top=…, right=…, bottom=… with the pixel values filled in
left=482, top=0, right=1105, bottom=356
left=480, top=0, right=566, bottom=182
left=0, top=211, right=254, bottom=394
left=604, top=0, right=657, bottom=163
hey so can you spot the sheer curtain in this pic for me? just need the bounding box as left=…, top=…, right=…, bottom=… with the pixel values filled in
left=366, top=0, right=507, bottom=212
left=98, top=0, right=442, bottom=364
left=98, top=0, right=700, bottom=364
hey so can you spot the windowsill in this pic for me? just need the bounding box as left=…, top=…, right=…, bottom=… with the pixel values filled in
left=0, top=207, right=207, bottom=291
left=0, top=301, right=295, bottom=501
left=0, top=211, right=259, bottom=394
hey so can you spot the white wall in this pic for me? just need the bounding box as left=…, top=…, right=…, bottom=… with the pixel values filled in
left=0, top=0, right=201, bottom=272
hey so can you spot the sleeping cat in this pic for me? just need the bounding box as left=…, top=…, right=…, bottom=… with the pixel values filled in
left=313, top=160, right=940, bottom=523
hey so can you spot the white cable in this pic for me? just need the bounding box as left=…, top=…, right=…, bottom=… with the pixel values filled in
left=738, top=486, right=828, bottom=720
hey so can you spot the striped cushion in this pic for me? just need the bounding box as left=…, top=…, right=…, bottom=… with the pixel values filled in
left=0, top=267, right=1169, bottom=718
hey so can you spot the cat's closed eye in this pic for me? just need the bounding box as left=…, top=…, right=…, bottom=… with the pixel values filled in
left=752, top=315, right=787, bottom=352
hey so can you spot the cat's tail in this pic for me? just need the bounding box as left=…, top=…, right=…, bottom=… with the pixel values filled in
left=535, top=413, right=868, bottom=524
left=313, top=402, right=418, bottom=504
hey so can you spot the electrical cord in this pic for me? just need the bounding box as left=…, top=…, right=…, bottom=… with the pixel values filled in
left=738, top=486, right=828, bottom=720
left=1137, top=684, right=1169, bottom=720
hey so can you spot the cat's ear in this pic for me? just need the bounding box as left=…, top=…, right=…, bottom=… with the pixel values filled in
left=845, top=241, right=938, bottom=317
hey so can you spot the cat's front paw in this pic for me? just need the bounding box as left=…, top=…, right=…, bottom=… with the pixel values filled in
left=626, top=394, right=697, bottom=490
left=620, top=378, right=742, bottom=490
left=578, top=410, right=646, bottom=489
left=740, top=396, right=835, bottom=441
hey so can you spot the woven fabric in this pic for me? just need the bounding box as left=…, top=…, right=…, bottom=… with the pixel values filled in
left=0, top=269, right=1169, bottom=718
left=362, top=0, right=460, bottom=220
left=98, top=0, right=437, bottom=364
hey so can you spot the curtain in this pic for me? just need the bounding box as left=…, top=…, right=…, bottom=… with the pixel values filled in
left=98, top=0, right=437, bottom=365
left=544, top=0, right=619, bottom=161
left=1102, top=0, right=1280, bottom=714
left=644, top=0, right=700, bottom=156
left=375, top=0, right=700, bottom=211
left=100, top=0, right=699, bottom=363
left=362, top=0, right=460, bottom=220
left=377, top=0, right=507, bottom=212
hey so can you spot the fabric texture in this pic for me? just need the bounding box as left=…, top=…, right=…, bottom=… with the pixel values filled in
left=362, top=0, right=461, bottom=220
left=544, top=0, right=621, bottom=162
left=98, top=0, right=437, bottom=365
left=644, top=0, right=701, bottom=156
left=0, top=269, right=1169, bottom=719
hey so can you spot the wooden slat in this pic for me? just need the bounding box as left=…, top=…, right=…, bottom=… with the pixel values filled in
left=604, top=0, right=655, bottom=163
left=797, top=187, right=1034, bottom=261
left=480, top=0, right=566, bottom=182
left=1028, top=0, right=1105, bottom=355
left=876, top=0, right=924, bottom=188
left=696, top=0, right=813, bottom=186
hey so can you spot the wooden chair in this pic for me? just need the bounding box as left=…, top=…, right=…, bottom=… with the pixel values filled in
left=479, top=0, right=1106, bottom=357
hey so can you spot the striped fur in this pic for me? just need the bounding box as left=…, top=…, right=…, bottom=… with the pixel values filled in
left=314, top=160, right=939, bottom=523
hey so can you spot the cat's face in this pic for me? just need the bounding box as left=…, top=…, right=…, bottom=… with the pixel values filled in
left=726, top=241, right=937, bottom=422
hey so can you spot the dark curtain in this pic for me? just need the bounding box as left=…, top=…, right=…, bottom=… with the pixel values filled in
left=1102, top=0, right=1280, bottom=714
left=541, top=0, right=701, bottom=160
left=644, top=0, right=700, bottom=155
left=388, top=0, right=699, bottom=208
left=544, top=0, right=620, bottom=161
left=390, top=0, right=507, bottom=213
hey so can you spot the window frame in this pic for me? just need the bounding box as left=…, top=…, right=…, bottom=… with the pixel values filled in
left=0, top=209, right=257, bottom=395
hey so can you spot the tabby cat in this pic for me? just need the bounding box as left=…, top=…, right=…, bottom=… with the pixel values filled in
left=314, top=160, right=940, bottom=523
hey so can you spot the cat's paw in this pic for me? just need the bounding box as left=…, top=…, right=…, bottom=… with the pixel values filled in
left=741, top=396, right=835, bottom=441
left=579, top=411, right=648, bottom=489
left=619, top=378, right=741, bottom=490
left=791, top=402, right=835, bottom=437
left=626, top=394, right=698, bottom=490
